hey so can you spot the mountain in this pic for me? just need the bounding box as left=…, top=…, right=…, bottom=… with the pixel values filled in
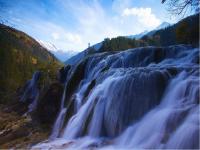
left=0, top=23, right=61, bottom=103
left=142, top=13, right=199, bottom=46
left=126, top=30, right=149, bottom=39
left=66, top=14, right=198, bottom=65
left=65, top=22, right=171, bottom=65
left=51, top=50, right=77, bottom=62
left=65, top=42, right=102, bottom=65
left=126, top=22, right=171, bottom=39
left=98, top=14, right=199, bottom=53
left=65, top=51, right=85, bottom=65
left=37, top=40, right=78, bottom=62
left=155, top=21, right=171, bottom=30
left=37, top=40, right=58, bottom=51
left=144, top=21, right=171, bottom=37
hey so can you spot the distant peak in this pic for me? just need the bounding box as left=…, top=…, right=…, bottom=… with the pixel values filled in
left=37, top=40, right=58, bottom=52
left=156, top=22, right=171, bottom=30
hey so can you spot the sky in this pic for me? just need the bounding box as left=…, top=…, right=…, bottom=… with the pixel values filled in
left=0, top=0, right=179, bottom=52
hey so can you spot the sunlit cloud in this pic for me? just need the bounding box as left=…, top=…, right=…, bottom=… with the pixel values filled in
left=58, top=0, right=162, bottom=51
left=122, top=7, right=161, bottom=28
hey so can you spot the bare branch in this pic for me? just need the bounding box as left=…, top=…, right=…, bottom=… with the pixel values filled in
left=162, top=0, right=199, bottom=16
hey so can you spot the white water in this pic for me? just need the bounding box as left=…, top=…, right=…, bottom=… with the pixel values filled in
left=63, top=74, right=122, bottom=139
left=33, top=45, right=199, bottom=149
left=115, top=71, right=199, bottom=149
left=20, top=71, right=41, bottom=113
left=50, top=67, right=71, bottom=139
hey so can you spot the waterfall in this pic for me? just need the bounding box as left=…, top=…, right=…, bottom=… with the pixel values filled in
left=49, top=84, right=67, bottom=139
left=50, top=66, right=71, bottom=139
left=32, top=45, right=199, bottom=149
left=115, top=71, right=199, bottom=149
left=20, top=71, right=41, bottom=112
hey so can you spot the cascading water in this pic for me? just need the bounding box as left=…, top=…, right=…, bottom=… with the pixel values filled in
left=20, top=71, right=41, bottom=113
left=115, top=71, right=199, bottom=149
left=33, top=45, right=199, bottom=149
left=49, top=85, right=67, bottom=139
left=50, top=66, right=72, bottom=139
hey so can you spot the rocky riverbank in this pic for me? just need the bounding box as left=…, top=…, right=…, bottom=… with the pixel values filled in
left=0, top=69, right=65, bottom=148
left=0, top=104, right=48, bottom=148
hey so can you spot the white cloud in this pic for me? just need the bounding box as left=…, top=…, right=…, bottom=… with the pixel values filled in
left=122, top=7, right=161, bottom=28
left=112, top=0, right=132, bottom=13
left=56, top=1, right=163, bottom=52
left=20, top=20, right=85, bottom=51
left=58, top=0, right=124, bottom=51
left=12, top=0, right=163, bottom=52
left=65, top=33, right=82, bottom=44
left=51, top=32, right=60, bottom=40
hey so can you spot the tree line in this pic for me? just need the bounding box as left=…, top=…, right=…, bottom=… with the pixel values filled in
left=98, top=13, right=199, bottom=52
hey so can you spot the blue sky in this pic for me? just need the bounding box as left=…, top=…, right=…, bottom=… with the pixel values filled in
left=0, top=0, right=179, bottom=52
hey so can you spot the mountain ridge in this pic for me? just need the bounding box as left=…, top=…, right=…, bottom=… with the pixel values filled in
left=37, top=40, right=78, bottom=62
left=126, top=22, right=171, bottom=39
left=64, top=13, right=198, bottom=65
left=0, top=23, right=61, bottom=103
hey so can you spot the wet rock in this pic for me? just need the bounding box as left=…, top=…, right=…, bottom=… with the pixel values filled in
left=0, top=125, right=29, bottom=145
left=33, top=82, right=63, bottom=128
left=65, top=59, right=88, bottom=105
left=20, top=71, right=41, bottom=103
left=58, top=65, right=71, bottom=83
left=83, top=79, right=96, bottom=100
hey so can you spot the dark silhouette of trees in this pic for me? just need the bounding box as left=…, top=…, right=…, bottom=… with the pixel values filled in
left=99, top=37, right=149, bottom=52
left=162, top=0, right=200, bottom=15
left=175, top=13, right=199, bottom=45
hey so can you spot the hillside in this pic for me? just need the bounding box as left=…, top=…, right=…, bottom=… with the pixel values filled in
left=65, top=42, right=102, bottom=65
left=0, top=24, right=62, bottom=103
left=100, top=13, right=199, bottom=52
left=126, top=22, right=170, bottom=39
left=142, top=13, right=199, bottom=46
left=37, top=40, right=77, bottom=62
left=64, top=13, right=199, bottom=66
